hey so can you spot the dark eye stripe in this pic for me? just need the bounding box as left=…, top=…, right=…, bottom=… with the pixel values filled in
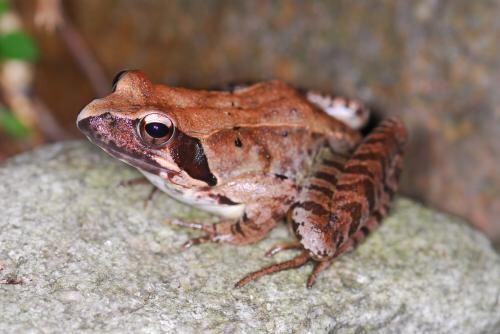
left=168, top=130, right=217, bottom=186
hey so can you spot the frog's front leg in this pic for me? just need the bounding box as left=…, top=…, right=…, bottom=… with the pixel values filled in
left=237, top=118, right=407, bottom=288
left=170, top=200, right=287, bottom=247
left=170, top=175, right=297, bottom=247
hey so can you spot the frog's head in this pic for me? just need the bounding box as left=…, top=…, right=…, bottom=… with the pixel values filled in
left=77, top=70, right=217, bottom=187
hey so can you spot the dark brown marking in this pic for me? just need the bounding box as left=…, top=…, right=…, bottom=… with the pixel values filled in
left=323, top=159, right=344, bottom=171
left=373, top=210, right=384, bottom=221
left=169, top=130, right=217, bottom=186
left=275, top=174, right=288, bottom=180
left=215, top=195, right=239, bottom=205
left=334, top=229, right=345, bottom=248
left=360, top=226, right=370, bottom=236
left=290, top=218, right=300, bottom=234
left=338, top=202, right=362, bottom=235
left=306, top=184, right=333, bottom=198
left=337, top=178, right=376, bottom=211
left=363, top=136, right=388, bottom=146
left=353, top=152, right=388, bottom=181
left=383, top=183, right=396, bottom=199
left=313, top=171, right=338, bottom=185
left=343, top=164, right=375, bottom=180
left=244, top=219, right=262, bottom=231
left=295, top=201, right=329, bottom=217
left=234, top=221, right=246, bottom=237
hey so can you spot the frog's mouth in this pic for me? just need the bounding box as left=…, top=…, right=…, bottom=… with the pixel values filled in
left=99, top=140, right=167, bottom=176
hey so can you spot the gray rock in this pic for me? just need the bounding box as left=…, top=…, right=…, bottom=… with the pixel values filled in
left=0, top=141, right=499, bottom=333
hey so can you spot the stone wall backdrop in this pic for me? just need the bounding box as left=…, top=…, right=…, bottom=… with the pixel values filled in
left=15, top=1, right=498, bottom=245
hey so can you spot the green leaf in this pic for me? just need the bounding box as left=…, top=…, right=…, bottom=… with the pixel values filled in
left=0, top=108, right=31, bottom=138
left=0, top=0, right=10, bottom=16
left=0, top=31, right=39, bottom=61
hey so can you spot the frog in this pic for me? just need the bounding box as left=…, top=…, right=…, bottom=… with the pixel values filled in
left=77, top=70, right=407, bottom=288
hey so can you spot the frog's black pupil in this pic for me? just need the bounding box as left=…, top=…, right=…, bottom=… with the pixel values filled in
left=145, top=122, right=170, bottom=138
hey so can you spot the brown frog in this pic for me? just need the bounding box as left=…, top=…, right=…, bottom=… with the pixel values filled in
left=77, top=70, right=407, bottom=287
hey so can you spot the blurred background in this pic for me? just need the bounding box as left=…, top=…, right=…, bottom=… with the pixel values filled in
left=0, top=1, right=498, bottom=246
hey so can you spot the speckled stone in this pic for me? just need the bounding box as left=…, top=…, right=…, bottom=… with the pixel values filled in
left=0, top=142, right=499, bottom=333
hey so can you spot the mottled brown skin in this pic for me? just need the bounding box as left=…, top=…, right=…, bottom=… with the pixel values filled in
left=77, top=70, right=407, bottom=288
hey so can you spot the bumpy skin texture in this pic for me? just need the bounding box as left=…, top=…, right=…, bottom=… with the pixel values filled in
left=77, top=70, right=407, bottom=287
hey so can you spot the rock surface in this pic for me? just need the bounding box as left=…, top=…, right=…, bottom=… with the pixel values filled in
left=1, top=142, right=499, bottom=333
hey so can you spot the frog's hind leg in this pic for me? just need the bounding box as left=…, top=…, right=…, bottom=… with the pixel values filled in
left=304, top=118, right=407, bottom=286
left=235, top=206, right=386, bottom=289
left=236, top=148, right=346, bottom=288
left=306, top=91, right=370, bottom=130
left=237, top=118, right=407, bottom=288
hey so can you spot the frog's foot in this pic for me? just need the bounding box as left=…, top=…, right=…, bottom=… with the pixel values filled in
left=306, top=91, right=370, bottom=130
left=167, top=216, right=278, bottom=247
left=236, top=211, right=386, bottom=289
left=166, top=219, right=216, bottom=248
left=235, top=241, right=353, bottom=288
left=235, top=247, right=337, bottom=289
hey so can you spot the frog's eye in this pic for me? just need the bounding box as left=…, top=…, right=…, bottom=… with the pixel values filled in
left=138, top=113, right=175, bottom=146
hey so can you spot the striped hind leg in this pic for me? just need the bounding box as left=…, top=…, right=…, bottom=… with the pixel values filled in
left=236, top=118, right=407, bottom=288
left=235, top=205, right=387, bottom=289
left=306, top=138, right=405, bottom=287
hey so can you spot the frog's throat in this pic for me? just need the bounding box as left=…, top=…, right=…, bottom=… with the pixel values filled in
left=140, top=170, right=246, bottom=219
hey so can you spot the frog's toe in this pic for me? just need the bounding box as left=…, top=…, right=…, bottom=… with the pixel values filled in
left=168, top=221, right=219, bottom=248
left=182, top=235, right=212, bottom=248
left=167, top=219, right=207, bottom=230
left=118, top=177, right=149, bottom=187
left=306, top=260, right=334, bottom=288
left=235, top=251, right=312, bottom=288
left=265, top=241, right=302, bottom=257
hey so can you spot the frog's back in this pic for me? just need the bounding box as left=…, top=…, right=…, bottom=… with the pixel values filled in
left=155, top=81, right=361, bottom=182
left=157, top=80, right=359, bottom=144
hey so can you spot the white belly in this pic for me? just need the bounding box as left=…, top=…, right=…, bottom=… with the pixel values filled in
left=140, top=171, right=245, bottom=219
